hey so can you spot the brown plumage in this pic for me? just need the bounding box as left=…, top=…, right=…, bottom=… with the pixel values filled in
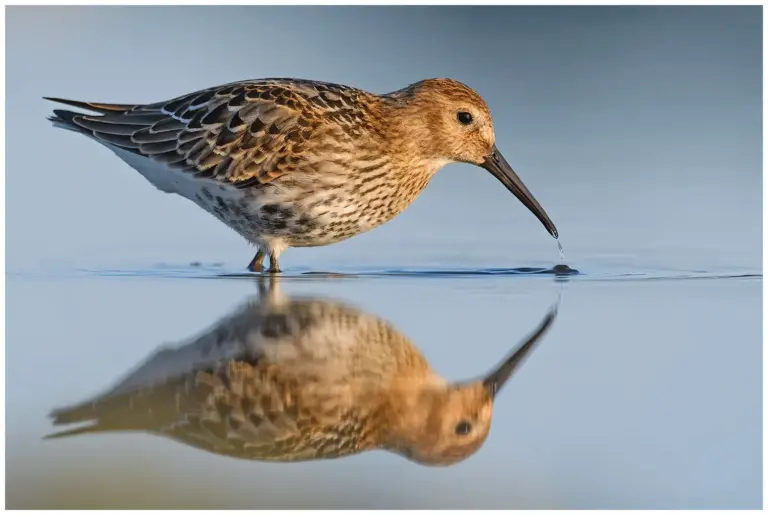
left=46, top=279, right=557, bottom=466
left=46, top=77, right=559, bottom=273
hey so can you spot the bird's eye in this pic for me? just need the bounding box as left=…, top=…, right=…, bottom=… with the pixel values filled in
left=455, top=421, right=473, bottom=436
left=457, top=111, right=473, bottom=125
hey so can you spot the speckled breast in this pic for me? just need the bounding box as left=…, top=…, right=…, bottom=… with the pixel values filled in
left=188, top=161, right=432, bottom=248
left=259, top=183, right=428, bottom=247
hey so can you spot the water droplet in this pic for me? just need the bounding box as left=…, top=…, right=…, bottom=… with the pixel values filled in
left=557, top=239, right=565, bottom=261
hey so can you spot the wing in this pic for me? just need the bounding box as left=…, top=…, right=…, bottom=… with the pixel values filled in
left=46, top=79, right=374, bottom=189
left=49, top=358, right=376, bottom=462
left=46, top=359, right=313, bottom=460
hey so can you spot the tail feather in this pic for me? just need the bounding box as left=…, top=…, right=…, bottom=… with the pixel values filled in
left=49, top=398, right=101, bottom=426
left=43, top=96, right=135, bottom=114
left=45, top=399, right=110, bottom=439
left=47, top=108, right=92, bottom=135
left=46, top=106, right=138, bottom=148
left=49, top=108, right=80, bottom=124
left=44, top=99, right=160, bottom=144
left=44, top=423, right=112, bottom=440
left=45, top=395, right=149, bottom=440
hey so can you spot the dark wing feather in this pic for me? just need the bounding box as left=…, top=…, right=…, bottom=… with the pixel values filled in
left=45, top=358, right=369, bottom=462
left=44, top=80, right=370, bottom=189
left=46, top=360, right=299, bottom=455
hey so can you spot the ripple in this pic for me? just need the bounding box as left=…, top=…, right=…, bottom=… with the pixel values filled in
left=12, top=262, right=760, bottom=284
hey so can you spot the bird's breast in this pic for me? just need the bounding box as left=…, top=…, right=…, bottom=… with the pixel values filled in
left=264, top=160, right=433, bottom=247
left=185, top=154, right=435, bottom=247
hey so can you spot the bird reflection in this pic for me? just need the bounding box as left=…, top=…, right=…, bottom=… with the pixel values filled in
left=47, top=279, right=557, bottom=467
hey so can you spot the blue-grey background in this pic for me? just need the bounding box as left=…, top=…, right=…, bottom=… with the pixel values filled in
left=6, top=6, right=762, bottom=509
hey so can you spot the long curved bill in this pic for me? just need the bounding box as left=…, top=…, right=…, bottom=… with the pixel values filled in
left=481, top=144, right=559, bottom=239
left=482, top=304, right=558, bottom=398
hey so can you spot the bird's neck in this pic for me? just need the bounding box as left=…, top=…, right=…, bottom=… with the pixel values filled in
left=379, top=97, right=452, bottom=181
left=369, top=377, right=448, bottom=452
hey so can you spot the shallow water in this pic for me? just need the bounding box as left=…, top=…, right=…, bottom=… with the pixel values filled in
left=6, top=264, right=762, bottom=509
left=6, top=5, right=762, bottom=510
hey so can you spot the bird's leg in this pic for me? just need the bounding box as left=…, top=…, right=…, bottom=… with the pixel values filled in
left=267, top=250, right=282, bottom=274
left=247, top=249, right=265, bottom=273
left=256, top=275, right=286, bottom=304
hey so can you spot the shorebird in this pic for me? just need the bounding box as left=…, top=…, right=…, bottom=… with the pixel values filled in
left=47, top=280, right=557, bottom=466
left=46, top=78, right=559, bottom=273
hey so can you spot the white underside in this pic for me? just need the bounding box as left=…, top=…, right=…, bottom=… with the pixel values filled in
left=107, top=145, right=234, bottom=199
left=99, top=141, right=283, bottom=251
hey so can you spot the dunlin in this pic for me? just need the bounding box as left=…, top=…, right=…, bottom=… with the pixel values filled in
left=47, top=280, right=557, bottom=466
left=46, top=78, right=559, bottom=272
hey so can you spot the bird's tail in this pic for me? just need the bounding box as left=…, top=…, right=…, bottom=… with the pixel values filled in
left=45, top=398, right=148, bottom=440
left=46, top=108, right=85, bottom=134
left=45, top=401, right=106, bottom=439
left=43, top=97, right=135, bottom=135
left=44, top=423, right=112, bottom=440
left=46, top=379, right=148, bottom=436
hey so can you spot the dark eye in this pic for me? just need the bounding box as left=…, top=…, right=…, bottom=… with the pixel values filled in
left=457, top=111, right=473, bottom=125
left=455, top=421, right=473, bottom=436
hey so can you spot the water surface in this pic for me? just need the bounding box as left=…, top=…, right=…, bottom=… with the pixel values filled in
left=6, top=265, right=762, bottom=509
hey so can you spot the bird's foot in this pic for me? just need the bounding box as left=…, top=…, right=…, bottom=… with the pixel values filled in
left=247, top=250, right=265, bottom=273
left=267, top=253, right=281, bottom=274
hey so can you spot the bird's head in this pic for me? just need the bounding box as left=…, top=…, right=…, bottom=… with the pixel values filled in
left=385, top=78, right=558, bottom=239
left=383, top=305, right=557, bottom=466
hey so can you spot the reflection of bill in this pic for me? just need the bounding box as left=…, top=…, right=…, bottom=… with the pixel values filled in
left=47, top=279, right=557, bottom=467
